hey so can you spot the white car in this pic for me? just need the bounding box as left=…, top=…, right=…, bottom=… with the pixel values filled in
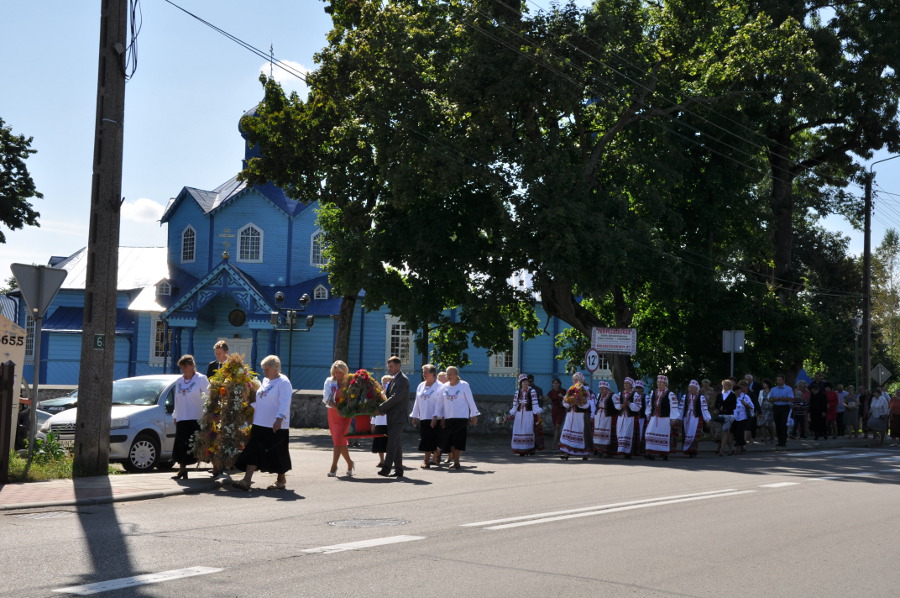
left=41, top=375, right=181, bottom=472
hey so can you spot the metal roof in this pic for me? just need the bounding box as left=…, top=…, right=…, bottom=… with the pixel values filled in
left=53, top=247, right=169, bottom=291
left=43, top=306, right=135, bottom=335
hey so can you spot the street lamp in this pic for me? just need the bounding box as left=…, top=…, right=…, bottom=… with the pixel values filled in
left=270, top=292, right=314, bottom=381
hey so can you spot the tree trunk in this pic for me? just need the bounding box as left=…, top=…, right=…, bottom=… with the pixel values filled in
left=769, top=129, right=797, bottom=304
left=332, top=294, right=357, bottom=363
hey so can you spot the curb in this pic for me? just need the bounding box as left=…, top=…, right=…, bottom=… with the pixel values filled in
left=0, top=480, right=221, bottom=511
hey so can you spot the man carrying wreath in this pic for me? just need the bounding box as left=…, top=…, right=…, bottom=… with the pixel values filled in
left=376, top=356, right=410, bottom=479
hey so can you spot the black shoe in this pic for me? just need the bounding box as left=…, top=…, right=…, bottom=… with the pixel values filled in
left=377, top=469, right=391, bottom=477
left=391, top=471, right=404, bottom=478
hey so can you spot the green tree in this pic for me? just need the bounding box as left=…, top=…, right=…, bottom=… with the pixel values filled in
left=0, top=117, right=41, bottom=243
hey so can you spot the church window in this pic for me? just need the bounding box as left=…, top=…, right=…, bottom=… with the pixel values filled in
left=24, top=313, right=35, bottom=358
left=385, top=315, right=413, bottom=369
left=149, top=315, right=170, bottom=366
left=313, top=284, right=328, bottom=300
left=238, top=224, right=263, bottom=262
left=311, top=229, right=327, bottom=267
left=488, top=328, right=519, bottom=376
left=156, top=281, right=171, bottom=296
left=181, top=226, right=196, bottom=263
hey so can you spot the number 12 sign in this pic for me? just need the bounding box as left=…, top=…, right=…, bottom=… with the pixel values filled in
left=585, top=348, right=600, bottom=373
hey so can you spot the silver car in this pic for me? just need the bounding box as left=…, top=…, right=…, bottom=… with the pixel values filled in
left=41, top=375, right=180, bottom=472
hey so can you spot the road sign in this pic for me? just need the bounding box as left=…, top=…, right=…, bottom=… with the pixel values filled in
left=591, top=328, right=637, bottom=355
left=721, top=330, right=745, bottom=353
left=585, top=348, right=600, bottom=373
left=871, top=363, right=892, bottom=385
left=10, top=264, right=68, bottom=318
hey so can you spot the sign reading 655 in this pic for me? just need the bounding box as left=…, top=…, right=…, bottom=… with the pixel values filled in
left=1, top=335, right=25, bottom=346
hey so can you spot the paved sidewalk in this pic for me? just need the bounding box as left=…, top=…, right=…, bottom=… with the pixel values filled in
left=0, top=429, right=884, bottom=511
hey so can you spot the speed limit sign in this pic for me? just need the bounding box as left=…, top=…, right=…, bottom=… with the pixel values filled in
left=585, top=348, right=600, bottom=373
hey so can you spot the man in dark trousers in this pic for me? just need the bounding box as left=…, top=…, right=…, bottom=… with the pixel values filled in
left=206, top=340, right=229, bottom=378
left=377, top=355, right=410, bottom=478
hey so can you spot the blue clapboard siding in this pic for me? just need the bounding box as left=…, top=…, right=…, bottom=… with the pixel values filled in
left=167, top=198, right=208, bottom=279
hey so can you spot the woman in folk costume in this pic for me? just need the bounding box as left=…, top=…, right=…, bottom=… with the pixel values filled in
left=559, top=372, right=592, bottom=460
left=510, top=374, right=542, bottom=456
left=681, top=380, right=711, bottom=457
left=616, top=377, right=644, bottom=458
left=592, top=381, right=618, bottom=456
left=644, top=374, right=681, bottom=461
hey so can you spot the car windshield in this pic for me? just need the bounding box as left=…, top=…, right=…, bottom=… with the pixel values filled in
left=111, top=379, right=169, bottom=406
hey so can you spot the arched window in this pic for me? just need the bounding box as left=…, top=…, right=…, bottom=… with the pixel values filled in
left=311, top=229, right=327, bottom=266
left=313, top=284, right=328, bottom=300
left=181, top=226, right=196, bottom=263
left=238, top=224, right=263, bottom=262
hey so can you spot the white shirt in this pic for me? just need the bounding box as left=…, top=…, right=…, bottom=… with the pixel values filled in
left=509, top=387, right=542, bottom=416
left=870, top=395, right=890, bottom=418
left=253, top=374, right=293, bottom=428
left=411, top=381, right=444, bottom=419
left=437, top=380, right=481, bottom=419
left=734, top=392, right=755, bottom=421
left=323, top=376, right=341, bottom=408
left=173, top=373, right=209, bottom=422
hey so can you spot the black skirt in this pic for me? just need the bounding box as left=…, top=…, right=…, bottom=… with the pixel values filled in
left=236, top=425, right=292, bottom=474
left=417, top=420, right=440, bottom=452
left=441, top=418, right=469, bottom=452
left=173, top=419, right=200, bottom=465
left=371, top=425, right=388, bottom=453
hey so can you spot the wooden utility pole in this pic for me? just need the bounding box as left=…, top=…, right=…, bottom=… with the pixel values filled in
left=74, top=0, right=128, bottom=475
left=863, top=173, right=872, bottom=393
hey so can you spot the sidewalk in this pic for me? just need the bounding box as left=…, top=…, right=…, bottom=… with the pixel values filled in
left=0, top=429, right=883, bottom=511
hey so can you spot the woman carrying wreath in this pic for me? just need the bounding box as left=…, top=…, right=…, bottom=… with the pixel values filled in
left=231, top=355, right=293, bottom=490
left=323, top=360, right=355, bottom=477
left=559, top=372, right=592, bottom=460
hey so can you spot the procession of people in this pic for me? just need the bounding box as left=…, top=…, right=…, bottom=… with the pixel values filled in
left=170, top=342, right=897, bottom=491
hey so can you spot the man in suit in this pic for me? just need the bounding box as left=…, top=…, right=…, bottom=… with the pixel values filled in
left=376, top=356, right=410, bottom=478
left=206, top=340, right=229, bottom=378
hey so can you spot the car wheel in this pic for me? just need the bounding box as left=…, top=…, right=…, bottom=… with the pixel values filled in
left=123, top=433, right=159, bottom=473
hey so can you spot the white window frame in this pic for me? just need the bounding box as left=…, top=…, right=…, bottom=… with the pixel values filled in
left=237, top=223, right=263, bottom=263
left=24, top=313, right=35, bottom=358
left=156, top=281, right=171, bottom=296
left=181, top=225, right=196, bottom=263
left=313, top=284, right=328, bottom=300
left=149, top=315, right=170, bottom=367
left=384, top=315, right=414, bottom=370
left=311, top=229, right=327, bottom=267
left=488, top=328, right=520, bottom=376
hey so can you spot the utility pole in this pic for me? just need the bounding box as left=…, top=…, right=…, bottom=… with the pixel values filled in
left=74, top=0, right=128, bottom=475
left=863, top=173, right=872, bottom=393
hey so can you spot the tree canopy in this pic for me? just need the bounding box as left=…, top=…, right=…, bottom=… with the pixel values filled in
left=0, top=117, right=41, bottom=243
left=241, top=0, right=899, bottom=384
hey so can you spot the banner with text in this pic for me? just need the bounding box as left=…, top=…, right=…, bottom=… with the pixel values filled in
left=590, top=327, right=637, bottom=355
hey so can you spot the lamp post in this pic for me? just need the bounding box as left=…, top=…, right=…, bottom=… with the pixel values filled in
left=271, top=292, right=314, bottom=381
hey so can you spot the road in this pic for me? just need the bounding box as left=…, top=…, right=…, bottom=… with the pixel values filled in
left=2, top=442, right=898, bottom=597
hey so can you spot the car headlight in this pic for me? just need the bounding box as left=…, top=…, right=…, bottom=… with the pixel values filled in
left=39, top=421, right=50, bottom=433
left=110, top=417, right=130, bottom=430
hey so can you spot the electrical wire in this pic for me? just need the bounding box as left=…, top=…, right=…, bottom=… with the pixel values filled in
left=124, top=0, right=142, bottom=80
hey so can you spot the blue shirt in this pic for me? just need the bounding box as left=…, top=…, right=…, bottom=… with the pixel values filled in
left=769, top=384, right=794, bottom=405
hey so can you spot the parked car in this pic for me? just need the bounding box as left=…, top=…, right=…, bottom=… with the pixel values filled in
left=40, top=375, right=180, bottom=472
left=15, top=406, right=52, bottom=450
left=37, top=389, right=78, bottom=414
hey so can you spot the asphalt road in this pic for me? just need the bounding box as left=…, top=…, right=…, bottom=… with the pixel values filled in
left=2, top=443, right=898, bottom=597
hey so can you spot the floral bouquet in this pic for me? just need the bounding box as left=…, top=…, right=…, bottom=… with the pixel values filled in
left=563, top=382, right=589, bottom=408
left=192, top=353, right=260, bottom=472
left=336, top=369, right=386, bottom=417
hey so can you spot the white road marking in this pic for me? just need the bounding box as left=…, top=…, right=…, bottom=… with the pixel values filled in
left=302, top=535, right=425, bottom=554
left=760, top=482, right=800, bottom=488
left=53, top=567, right=223, bottom=595
left=876, top=455, right=900, bottom=461
left=462, top=489, right=741, bottom=528
left=838, top=472, right=877, bottom=477
left=481, top=491, right=755, bottom=530
left=810, top=476, right=841, bottom=481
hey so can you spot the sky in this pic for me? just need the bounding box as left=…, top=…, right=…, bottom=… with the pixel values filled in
left=1, top=1, right=899, bottom=286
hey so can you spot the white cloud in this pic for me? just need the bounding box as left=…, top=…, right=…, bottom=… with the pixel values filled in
left=121, top=197, right=165, bottom=224
left=258, top=59, right=309, bottom=98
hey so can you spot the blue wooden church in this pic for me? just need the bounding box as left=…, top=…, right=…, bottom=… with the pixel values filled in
left=11, top=109, right=588, bottom=396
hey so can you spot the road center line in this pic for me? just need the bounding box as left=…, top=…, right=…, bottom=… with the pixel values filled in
left=832, top=452, right=884, bottom=460
left=462, top=489, right=740, bottom=528
left=53, top=567, right=223, bottom=596
left=479, top=491, right=755, bottom=530
left=760, top=482, right=799, bottom=488
left=302, top=535, right=425, bottom=554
